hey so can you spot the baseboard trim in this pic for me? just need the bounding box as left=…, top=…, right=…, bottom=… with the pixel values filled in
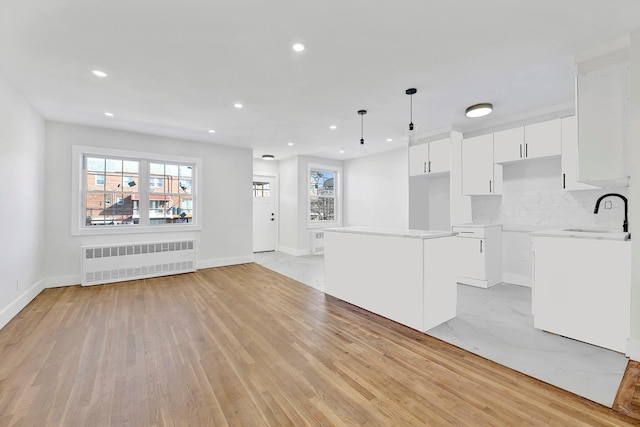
left=627, top=337, right=640, bottom=361
left=502, top=273, right=532, bottom=288
left=277, top=246, right=310, bottom=256
left=197, top=255, right=255, bottom=270
left=42, top=274, right=81, bottom=288
left=0, top=279, right=46, bottom=329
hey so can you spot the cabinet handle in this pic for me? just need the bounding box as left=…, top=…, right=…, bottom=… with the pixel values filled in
left=424, top=162, right=427, bottom=174
left=563, top=173, right=566, bottom=189
left=480, top=240, right=483, bottom=253
left=525, top=143, right=528, bottom=158
left=519, top=144, right=522, bottom=158
left=428, top=160, right=431, bottom=173
left=489, top=180, right=492, bottom=193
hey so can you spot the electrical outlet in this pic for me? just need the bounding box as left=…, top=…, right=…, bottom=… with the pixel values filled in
left=604, top=200, right=612, bottom=209
left=522, top=251, right=530, bottom=262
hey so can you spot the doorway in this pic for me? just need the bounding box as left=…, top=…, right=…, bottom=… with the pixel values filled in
left=253, top=176, right=277, bottom=252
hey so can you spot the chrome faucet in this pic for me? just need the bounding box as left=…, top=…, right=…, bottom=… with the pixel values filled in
left=593, top=193, right=628, bottom=233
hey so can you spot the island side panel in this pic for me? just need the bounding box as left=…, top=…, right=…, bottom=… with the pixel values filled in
left=423, top=236, right=457, bottom=330
left=324, top=231, right=424, bottom=330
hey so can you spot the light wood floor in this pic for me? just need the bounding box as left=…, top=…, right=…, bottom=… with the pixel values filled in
left=1, top=263, right=638, bottom=426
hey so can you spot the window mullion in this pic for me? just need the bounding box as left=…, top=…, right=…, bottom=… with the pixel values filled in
left=139, top=160, right=150, bottom=226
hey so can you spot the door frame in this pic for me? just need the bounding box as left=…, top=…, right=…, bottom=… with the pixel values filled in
left=252, top=174, right=279, bottom=252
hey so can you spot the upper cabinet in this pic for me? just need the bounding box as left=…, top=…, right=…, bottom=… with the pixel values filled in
left=462, top=134, right=502, bottom=195
left=493, top=119, right=561, bottom=164
left=561, top=116, right=597, bottom=191
left=409, top=138, right=450, bottom=177
left=576, top=61, right=630, bottom=187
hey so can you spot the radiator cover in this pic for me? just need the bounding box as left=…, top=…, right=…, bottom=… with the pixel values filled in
left=81, top=240, right=196, bottom=286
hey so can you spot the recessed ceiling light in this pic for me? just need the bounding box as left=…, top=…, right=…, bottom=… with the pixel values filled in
left=329, top=125, right=337, bottom=130
left=234, top=103, right=243, bottom=109
left=92, top=70, right=108, bottom=78
left=208, top=129, right=215, bottom=134
left=339, top=149, right=345, bottom=154
left=262, top=154, right=275, bottom=160
left=104, top=112, right=114, bottom=117
left=387, top=138, right=393, bottom=142
left=287, top=142, right=294, bottom=146
left=465, top=103, right=493, bottom=118
left=292, top=43, right=305, bottom=52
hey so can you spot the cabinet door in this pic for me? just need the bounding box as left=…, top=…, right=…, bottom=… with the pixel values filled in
left=561, top=116, right=596, bottom=190
left=493, top=127, right=524, bottom=163
left=428, top=138, right=450, bottom=173
left=462, top=134, right=496, bottom=195
left=524, top=119, right=561, bottom=159
left=577, top=62, right=630, bottom=186
left=409, top=143, right=429, bottom=176
left=456, top=237, right=486, bottom=280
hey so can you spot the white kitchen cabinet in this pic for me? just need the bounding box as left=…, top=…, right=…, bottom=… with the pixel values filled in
left=462, top=134, right=502, bottom=195
left=493, top=127, right=524, bottom=163
left=561, top=116, right=597, bottom=190
left=577, top=61, right=630, bottom=187
left=452, top=224, right=502, bottom=288
left=409, top=138, right=450, bottom=176
left=531, top=235, right=630, bottom=353
left=493, top=119, right=561, bottom=164
left=409, top=142, right=429, bottom=176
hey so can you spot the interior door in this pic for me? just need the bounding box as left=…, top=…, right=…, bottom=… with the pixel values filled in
left=253, top=176, right=276, bottom=252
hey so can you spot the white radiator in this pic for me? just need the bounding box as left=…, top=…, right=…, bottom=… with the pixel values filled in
left=310, top=230, right=325, bottom=255
left=81, top=240, right=196, bottom=286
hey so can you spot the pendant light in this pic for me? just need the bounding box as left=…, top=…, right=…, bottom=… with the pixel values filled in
left=358, top=109, right=367, bottom=153
left=406, top=88, right=417, bottom=143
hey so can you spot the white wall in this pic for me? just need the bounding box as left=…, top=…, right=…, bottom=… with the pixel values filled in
left=0, top=73, right=46, bottom=328
left=277, top=156, right=299, bottom=254
left=344, top=148, right=408, bottom=229
left=43, top=122, right=253, bottom=285
left=253, top=158, right=279, bottom=176
left=472, top=157, right=629, bottom=287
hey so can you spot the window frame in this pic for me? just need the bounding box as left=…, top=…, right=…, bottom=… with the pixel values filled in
left=72, top=145, right=202, bottom=236
left=307, top=163, right=342, bottom=228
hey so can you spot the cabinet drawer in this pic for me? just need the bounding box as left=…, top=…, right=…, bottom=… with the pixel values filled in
left=452, top=226, right=485, bottom=238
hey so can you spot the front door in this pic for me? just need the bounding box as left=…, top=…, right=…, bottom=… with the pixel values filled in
left=253, top=176, right=276, bottom=252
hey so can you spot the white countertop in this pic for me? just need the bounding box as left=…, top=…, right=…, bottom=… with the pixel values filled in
left=530, top=228, right=630, bottom=241
left=452, top=223, right=502, bottom=229
left=323, top=227, right=456, bottom=240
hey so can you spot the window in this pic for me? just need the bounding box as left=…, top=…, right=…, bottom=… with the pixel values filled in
left=74, top=145, right=201, bottom=234
left=253, top=181, right=271, bottom=198
left=308, top=164, right=341, bottom=226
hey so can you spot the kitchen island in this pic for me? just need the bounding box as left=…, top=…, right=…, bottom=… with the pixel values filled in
left=324, top=227, right=457, bottom=332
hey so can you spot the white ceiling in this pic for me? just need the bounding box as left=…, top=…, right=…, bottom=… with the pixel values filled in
left=1, top=0, right=639, bottom=160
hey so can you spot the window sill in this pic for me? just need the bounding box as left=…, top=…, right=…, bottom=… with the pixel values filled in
left=72, top=223, right=202, bottom=236
left=308, top=221, right=341, bottom=229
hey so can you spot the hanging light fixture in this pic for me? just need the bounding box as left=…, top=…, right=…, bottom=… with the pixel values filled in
left=358, top=109, right=367, bottom=153
left=405, top=88, right=417, bottom=143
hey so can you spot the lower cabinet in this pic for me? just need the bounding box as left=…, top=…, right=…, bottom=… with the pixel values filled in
left=452, top=224, right=502, bottom=288
left=531, top=235, right=630, bottom=352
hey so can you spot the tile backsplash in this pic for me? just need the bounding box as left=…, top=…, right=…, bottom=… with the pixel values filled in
left=471, top=158, right=629, bottom=231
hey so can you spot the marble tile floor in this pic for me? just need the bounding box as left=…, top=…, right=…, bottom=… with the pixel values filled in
left=253, top=251, right=628, bottom=407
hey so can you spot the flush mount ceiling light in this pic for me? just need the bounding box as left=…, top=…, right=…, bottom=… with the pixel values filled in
left=234, top=103, right=243, bottom=109
left=262, top=154, right=275, bottom=160
left=92, top=70, right=108, bottom=78
left=358, top=109, right=367, bottom=152
left=292, top=43, right=305, bottom=52
left=465, top=103, right=493, bottom=118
